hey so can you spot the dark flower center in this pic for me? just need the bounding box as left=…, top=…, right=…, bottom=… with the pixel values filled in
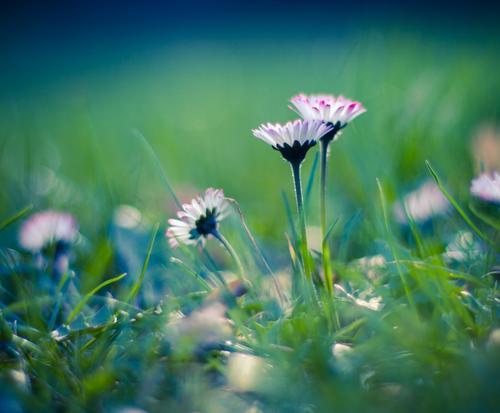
left=190, top=208, right=218, bottom=239
left=320, top=121, right=343, bottom=144
left=274, top=140, right=317, bottom=165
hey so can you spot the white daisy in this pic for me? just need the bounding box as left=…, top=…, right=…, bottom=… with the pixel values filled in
left=470, top=172, right=500, bottom=204
left=393, top=180, right=450, bottom=224
left=289, top=93, right=366, bottom=142
left=19, top=210, right=78, bottom=252
left=252, top=119, right=332, bottom=164
left=166, top=188, right=229, bottom=248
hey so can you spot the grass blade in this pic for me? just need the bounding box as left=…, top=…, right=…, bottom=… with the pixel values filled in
left=133, top=129, right=182, bottom=208
left=281, top=191, right=298, bottom=243
left=66, top=273, right=127, bottom=325
left=0, top=204, right=33, bottom=231
left=376, top=178, right=415, bottom=308
left=126, top=223, right=159, bottom=303
left=305, top=151, right=319, bottom=206
left=425, top=160, right=488, bottom=242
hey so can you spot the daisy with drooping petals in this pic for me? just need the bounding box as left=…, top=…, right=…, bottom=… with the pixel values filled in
left=166, top=188, right=229, bottom=248
left=289, top=94, right=366, bottom=293
left=252, top=119, right=332, bottom=164
left=470, top=172, right=500, bottom=204
left=19, top=210, right=78, bottom=253
left=252, top=119, right=331, bottom=280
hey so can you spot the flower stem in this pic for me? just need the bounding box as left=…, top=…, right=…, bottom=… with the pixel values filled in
left=290, top=161, right=312, bottom=279
left=320, top=140, right=333, bottom=294
left=213, top=230, right=245, bottom=280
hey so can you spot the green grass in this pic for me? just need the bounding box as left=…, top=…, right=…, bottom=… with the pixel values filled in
left=0, top=29, right=499, bottom=412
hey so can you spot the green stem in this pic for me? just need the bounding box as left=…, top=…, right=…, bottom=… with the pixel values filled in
left=291, top=161, right=312, bottom=279
left=320, top=140, right=333, bottom=294
left=213, top=230, right=245, bottom=280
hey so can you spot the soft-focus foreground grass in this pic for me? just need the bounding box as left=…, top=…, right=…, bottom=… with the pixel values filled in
left=0, top=29, right=499, bottom=412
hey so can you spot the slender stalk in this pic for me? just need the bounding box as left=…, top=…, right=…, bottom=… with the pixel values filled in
left=290, top=161, right=312, bottom=279
left=320, top=140, right=333, bottom=294
left=213, top=230, right=245, bottom=280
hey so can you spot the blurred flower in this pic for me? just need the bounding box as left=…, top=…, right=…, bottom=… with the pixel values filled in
left=167, top=302, right=232, bottom=349
left=9, top=370, right=30, bottom=392
left=352, top=254, right=387, bottom=282
left=331, top=343, right=353, bottom=372
left=393, top=181, right=450, bottom=224
left=166, top=188, right=229, bottom=248
left=335, top=284, right=383, bottom=311
left=226, top=353, right=267, bottom=392
left=19, top=210, right=78, bottom=253
left=472, top=124, right=500, bottom=173
left=470, top=172, right=500, bottom=204
left=113, top=408, right=149, bottom=413
left=488, top=328, right=500, bottom=349
left=289, top=94, right=366, bottom=142
left=332, top=342, right=352, bottom=358
left=113, top=205, right=143, bottom=229
left=252, top=119, right=331, bottom=164
left=443, top=231, right=482, bottom=263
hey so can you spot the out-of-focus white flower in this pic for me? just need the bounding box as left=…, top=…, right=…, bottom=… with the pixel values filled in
left=226, top=353, right=267, bottom=392
left=472, top=125, right=500, bottom=173
left=113, top=408, right=149, bottom=413
left=9, top=369, right=30, bottom=392
left=19, top=210, right=78, bottom=252
left=353, top=295, right=383, bottom=311
left=332, top=343, right=352, bottom=358
left=113, top=205, right=143, bottom=229
left=393, top=181, right=450, bottom=224
left=488, top=328, right=500, bottom=349
left=353, top=255, right=387, bottom=282
left=470, top=172, right=500, bottom=204
left=335, top=284, right=383, bottom=311
left=443, top=231, right=482, bottom=262
left=252, top=119, right=332, bottom=164
left=331, top=343, right=353, bottom=372
left=166, top=188, right=229, bottom=248
left=289, top=94, right=366, bottom=138
left=168, top=302, right=232, bottom=346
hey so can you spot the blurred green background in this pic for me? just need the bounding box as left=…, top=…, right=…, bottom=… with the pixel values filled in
left=1, top=6, right=499, bottom=245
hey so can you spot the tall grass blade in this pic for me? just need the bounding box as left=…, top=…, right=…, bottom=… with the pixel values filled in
left=133, top=129, right=182, bottom=209
left=305, top=152, right=319, bottom=206
left=66, top=273, right=127, bottom=325
left=376, top=178, right=415, bottom=308
left=126, top=223, right=159, bottom=303
left=425, top=160, right=489, bottom=242
left=0, top=204, right=33, bottom=231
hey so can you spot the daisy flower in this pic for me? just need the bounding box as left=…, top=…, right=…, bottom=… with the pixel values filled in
left=252, top=119, right=331, bottom=280
left=289, top=94, right=365, bottom=293
left=470, top=172, right=500, bottom=204
left=289, top=94, right=366, bottom=143
left=19, top=210, right=78, bottom=253
left=393, top=180, right=450, bottom=224
left=252, top=119, right=332, bottom=164
left=166, top=188, right=229, bottom=248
